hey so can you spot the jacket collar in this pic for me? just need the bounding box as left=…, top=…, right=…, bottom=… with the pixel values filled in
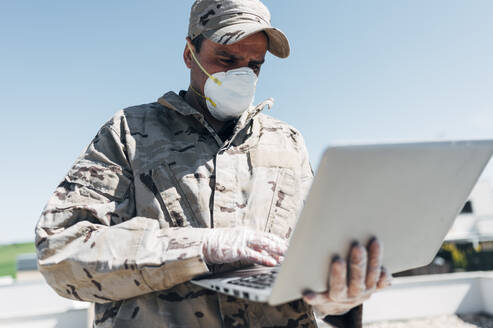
left=158, top=91, right=273, bottom=124
left=158, top=91, right=203, bottom=118
left=157, top=91, right=274, bottom=147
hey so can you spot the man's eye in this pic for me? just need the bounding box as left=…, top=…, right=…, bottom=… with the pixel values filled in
left=220, top=59, right=235, bottom=65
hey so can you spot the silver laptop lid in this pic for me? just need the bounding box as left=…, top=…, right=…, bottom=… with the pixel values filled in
left=269, top=140, right=493, bottom=305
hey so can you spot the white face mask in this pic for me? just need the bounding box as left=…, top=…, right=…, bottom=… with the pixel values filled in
left=187, top=42, right=258, bottom=121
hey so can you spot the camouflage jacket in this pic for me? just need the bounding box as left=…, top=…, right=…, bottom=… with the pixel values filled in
left=36, top=91, right=360, bottom=327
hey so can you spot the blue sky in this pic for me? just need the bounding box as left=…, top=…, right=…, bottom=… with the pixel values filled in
left=1, top=1, right=492, bottom=244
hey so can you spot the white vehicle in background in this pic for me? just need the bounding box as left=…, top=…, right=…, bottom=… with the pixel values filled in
left=446, top=179, right=493, bottom=247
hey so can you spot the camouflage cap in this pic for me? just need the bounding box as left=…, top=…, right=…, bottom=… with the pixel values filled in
left=189, top=0, right=290, bottom=58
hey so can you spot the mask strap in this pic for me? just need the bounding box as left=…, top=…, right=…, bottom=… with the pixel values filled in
left=187, top=41, right=222, bottom=86
left=190, top=85, right=217, bottom=108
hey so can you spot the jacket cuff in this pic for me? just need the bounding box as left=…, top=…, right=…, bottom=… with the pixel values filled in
left=138, top=227, right=210, bottom=291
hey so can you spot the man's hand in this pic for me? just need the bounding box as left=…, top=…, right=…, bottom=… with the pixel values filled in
left=303, top=238, right=392, bottom=316
left=202, top=228, right=287, bottom=266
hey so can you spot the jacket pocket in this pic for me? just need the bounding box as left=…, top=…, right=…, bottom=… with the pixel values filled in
left=248, top=147, right=301, bottom=240
left=265, top=167, right=299, bottom=239
left=146, top=162, right=201, bottom=228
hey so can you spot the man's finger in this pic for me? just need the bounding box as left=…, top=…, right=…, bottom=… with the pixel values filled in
left=365, top=238, right=383, bottom=290
left=248, top=234, right=288, bottom=256
left=328, top=257, right=347, bottom=301
left=347, top=243, right=367, bottom=298
left=377, top=266, right=392, bottom=289
left=259, top=249, right=282, bottom=265
left=243, top=248, right=278, bottom=267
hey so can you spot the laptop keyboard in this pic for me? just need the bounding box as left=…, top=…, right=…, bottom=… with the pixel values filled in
left=227, top=270, right=278, bottom=289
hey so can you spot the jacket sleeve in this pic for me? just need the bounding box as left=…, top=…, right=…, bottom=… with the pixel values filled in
left=35, top=113, right=210, bottom=304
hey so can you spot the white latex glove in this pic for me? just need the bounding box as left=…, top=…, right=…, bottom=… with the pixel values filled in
left=202, top=228, right=288, bottom=266
left=303, top=239, right=392, bottom=316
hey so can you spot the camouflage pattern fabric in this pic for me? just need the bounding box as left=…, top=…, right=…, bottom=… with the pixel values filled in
left=35, top=91, right=356, bottom=327
left=188, top=0, right=290, bottom=58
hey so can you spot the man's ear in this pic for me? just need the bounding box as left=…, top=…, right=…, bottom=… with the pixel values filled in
left=183, top=37, right=194, bottom=69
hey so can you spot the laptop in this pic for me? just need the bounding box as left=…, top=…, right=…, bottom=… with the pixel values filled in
left=192, top=140, right=493, bottom=306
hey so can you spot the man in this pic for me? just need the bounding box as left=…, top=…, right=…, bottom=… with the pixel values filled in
left=35, top=0, right=391, bottom=327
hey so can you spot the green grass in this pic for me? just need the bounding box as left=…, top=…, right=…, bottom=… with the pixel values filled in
left=0, top=242, right=36, bottom=278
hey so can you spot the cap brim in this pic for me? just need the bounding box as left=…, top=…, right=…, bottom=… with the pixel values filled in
left=203, top=23, right=290, bottom=59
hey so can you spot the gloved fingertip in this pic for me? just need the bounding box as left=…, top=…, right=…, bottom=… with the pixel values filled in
left=351, top=240, right=360, bottom=248
left=264, top=257, right=277, bottom=267
left=367, top=236, right=377, bottom=246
